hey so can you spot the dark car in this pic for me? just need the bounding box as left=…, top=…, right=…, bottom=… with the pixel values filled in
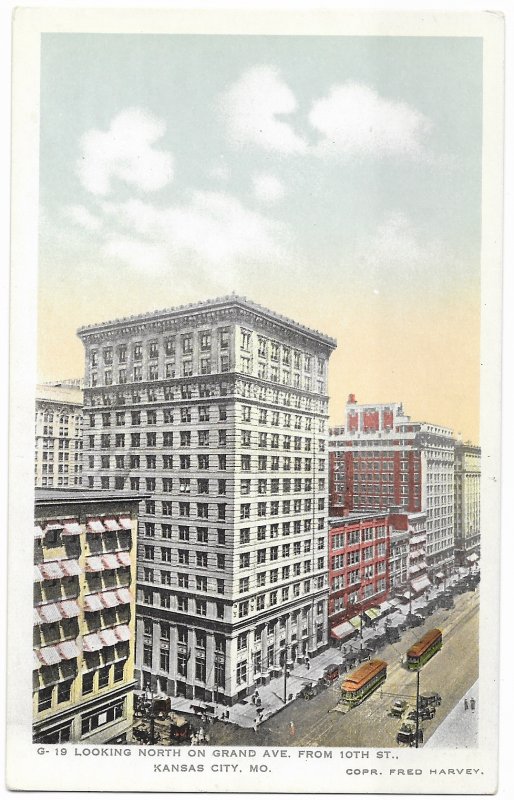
left=169, top=714, right=193, bottom=743
left=323, top=664, right=341, bottom=683
left=385, top=626, right=401, bottom=643
left=407, top=613, right=425, bottom=627
left=407, top=705, right=436, bottom=721
left=299, top=681, right=323, bottom=700
left=391, top=699, right=408, bottom=717
left=396, top=723, right=424, bottom=747
left=420, top=692, right=442, bottom=708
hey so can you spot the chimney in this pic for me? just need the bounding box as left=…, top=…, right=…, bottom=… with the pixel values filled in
left=348, top=393, right=356, bottom=404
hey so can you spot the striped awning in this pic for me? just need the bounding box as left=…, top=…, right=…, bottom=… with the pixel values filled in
left=86, top=556, right=104, bottom=572
left=364, top=607, right=380, bottom=621
left=39, top=562, right=65, bottom=580
left=103, top=517, right=121, bottom=531
left=99, top=628, right=118, bottom=647
left=38, top=603, right=63, bottom=624
left=34, top=565, right=44, bottom=582
left=330, top=621, right=356, bottom=640
left=114, top=624, right=131, bottom=642
left=101, top=553, right=120, bottom=570
left=62, top=520, right=81, bottom=536
left=116, top=551, right=131, bottom=567
left=116, top=587, right=132, bottom=605
left=349, top=615, right=362, bottom=629
left=44, top=521, right=63, bottom=531
left=83, top=633, right=103, bottom=652
left=61, top=559, right=82, bottom=577
left=58, top=640, right=79, bottom=660
left=118, top=516, right=132, bottom=530
left=84, top=593, right=104, bottom=612
left=87, top=518, right=105, bottom=534
left=59, top=599, right=80, bottom=619
left=101, top=591, right=120, bottom=608
left=410, top=575, right=431, bottom=593
left=34, top=525, right=44, bottom=539
left=37, top=646, right=62, bottom=666
left=33, top=651, right=41, bottom=670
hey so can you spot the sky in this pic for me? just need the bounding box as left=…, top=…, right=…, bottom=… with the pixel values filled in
left=38, top=33, right=482, bottom=441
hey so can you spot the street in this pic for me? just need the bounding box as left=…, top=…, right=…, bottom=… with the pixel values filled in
left=159, top=586, right=479, bottom=748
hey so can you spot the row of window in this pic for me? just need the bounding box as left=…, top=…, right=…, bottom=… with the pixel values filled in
left=141, top=541, right=321, bottom=567
left=91, top=331, right=230, bottom=369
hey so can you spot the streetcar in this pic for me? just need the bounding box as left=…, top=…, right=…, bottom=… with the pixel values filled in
left=340, top=659, right=388, bottom=709
left=406, top=628, right=443, bottom=670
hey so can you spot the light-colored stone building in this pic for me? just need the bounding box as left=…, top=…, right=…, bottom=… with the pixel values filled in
left=454, top=442, right=481, bottom=567
left=77, top=296, right=337, bottom=705
left=35, top=381, right=83, bottom=488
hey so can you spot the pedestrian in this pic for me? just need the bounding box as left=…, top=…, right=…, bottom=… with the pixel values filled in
left=464, top=699, right=469, bottom=711
left=199, top=726, right=205, bottom=742
left=306, top=657, right=310, bottom=671
left=289, top=720, right=295, bottom=738
left=470, top=698, right=476, bottom=711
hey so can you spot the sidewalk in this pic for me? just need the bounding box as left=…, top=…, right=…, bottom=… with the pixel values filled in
left=167, top=647, right=344, bottom=728
left=425, top=680, right=479, bottom=748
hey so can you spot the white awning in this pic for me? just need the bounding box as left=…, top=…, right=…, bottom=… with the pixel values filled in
left=103, top=517, right=121, bottom=531
left=101, top=591, right=120, bottom=608
left=410, top=534, right=426, bottom=545
left=58, top=640, right=79, bottom=660
left=37, top=646, right=62, bottom=666
left=61, top=559, right=82, bottom=577
left=44, top=521, right=63, bottom=531
left=38, top=603, right=63, bottom=624
left=84, top=593, right=104, bottom=612
left=86, top=556, right=104, bottom=572
left=34, top=565, right=43, bottom=582
left=59, top=599, right=80, bottom=619
left=115, top=587, right=132, bottom=605
left=34, top=525, right=44, bottom=539
left=467, top=553, right=479, bottom=563
left=116, top=551, right=131, bottom=567
left=39, top=562, right=65, bottom=580
left=331, top=621, right=357, bottom=640
left=83, top=633, right=103, bottom=652
left=62, top=520, right=81, bottom=536
left=99, top=628, right=118, bottom=647
left=410, top=575, right=431, bottom=593
left=101, top=553, right=120, bottom=570
left=118, top=516, right=132, bottom=530
left=87, top=518, right=105, bottom=534
left=114, top=624, right=131, bottom=642
left=33, top=651, right=41, bottom=670
left=435, top=572, right=445, bottom=580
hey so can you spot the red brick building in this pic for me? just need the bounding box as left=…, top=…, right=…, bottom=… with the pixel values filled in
left=329, top=396, right=455, bottom=580
left=328, top=511, right=390, bottom=637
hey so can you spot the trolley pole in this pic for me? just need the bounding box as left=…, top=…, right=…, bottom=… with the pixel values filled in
left=415, top=669, right=420, bottom=749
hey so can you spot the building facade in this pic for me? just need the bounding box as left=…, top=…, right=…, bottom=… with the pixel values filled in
left=454, top=442, right=481, bottom=567
left=34, top=490, right=142, bottom=743
left=328, top=511, right=390, bottom=636
left=35, top=381, right=84, bottom=488
left=329, top=396, right=455, bottom=580
left=388, top=509, right=430, bottom=598
left=77, top=296, right=337, bottom=705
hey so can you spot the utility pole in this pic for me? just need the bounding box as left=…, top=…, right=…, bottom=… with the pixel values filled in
left=283, top=644, right=288, bottom=704
left=415, top=669, right=420, bottom=749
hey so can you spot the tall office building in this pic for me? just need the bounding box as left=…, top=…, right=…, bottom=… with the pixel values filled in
left=34, top=490, right=142, bottom=743
left=77, top=296, right=336, bottom=705
left=454, top=442, right=481, bottom=567
left=35, top=381, right=84, bottom=488
left=329, top=396, right=455, bottom=580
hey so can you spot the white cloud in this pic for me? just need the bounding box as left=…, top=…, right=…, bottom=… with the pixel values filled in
left=220, top=66, right=307, bottom=154
left=309, top=82, right=431, bottom=159
left=76, top=108, right=174, bottom=195
left=65, top=205, right=102, bottom=231
left=252, top=173, right=285, bottom=203
left=102, top=237, right=168, bottom=272
left=100, top=190, right=289, bottom=272
left=363, top=212, right=431, bottom=269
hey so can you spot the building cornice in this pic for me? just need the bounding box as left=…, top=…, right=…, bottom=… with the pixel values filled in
left=77, top=295, right=337, bottom=351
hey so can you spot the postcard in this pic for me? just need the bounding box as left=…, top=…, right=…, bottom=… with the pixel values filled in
left=7, top=5, right=504, bottom=794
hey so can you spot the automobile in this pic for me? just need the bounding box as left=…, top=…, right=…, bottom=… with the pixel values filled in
left=169, top=714, right=193, bottom=743
left=420, top=692, right=442, bottom=708
left=385, top=626, right=401, bottom=643
left=407, top=705, right=436, bottom=721
left=396, top=723, right=424, bottom=747
left=356, top=648, right=373, bottom=662
left=390, top=699, right=408, bottom=717
left=323, top=664, right=341, bottom=683
left=299, top=681, right=324, bottom=700
left=407, top=613, right=425, bottom=627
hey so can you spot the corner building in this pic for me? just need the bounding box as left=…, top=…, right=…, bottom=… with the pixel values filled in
left=78, top=296, right=336, bottom=705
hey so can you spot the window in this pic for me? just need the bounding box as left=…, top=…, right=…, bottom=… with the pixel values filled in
left=241, top=455, right=251, bottom=471
left=198, top=454, right=210, bottom=469
left=240, top=528, right=250, bottom=544
left=196, top=599, right=207, bottom=616
left=240, top=503, right=250, bottom=520
left=38, top=686, right=53, bottom=712
left=239, top=552, right=250, bottom=568
left=178, top=549, right=189, bottom=565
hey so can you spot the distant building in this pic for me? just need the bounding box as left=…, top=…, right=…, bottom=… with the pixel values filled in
left=329, top=396, right=455, bottom=581
left=328, top=511, right=391, bottom=639
left=77, top=295, right=337, bottom=705
left=35, top=381, right=84, bottom=488
left=388, top=509, right=430, bottom=598
left=33, top=489, right=143, bottom=744
left=454, top=442, right=481, bottom=567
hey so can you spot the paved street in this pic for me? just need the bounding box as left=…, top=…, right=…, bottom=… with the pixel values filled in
left=133, top=586, right=479, bottom=748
